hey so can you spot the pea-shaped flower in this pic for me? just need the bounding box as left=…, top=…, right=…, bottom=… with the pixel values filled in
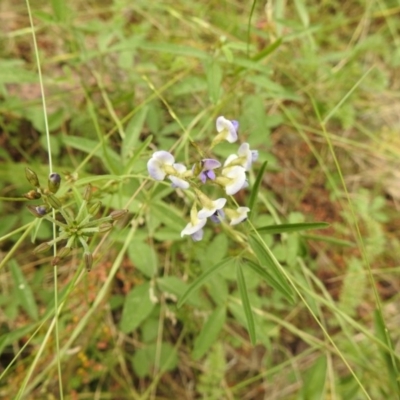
left=216, top=165, right=247, bottom=195
left=225, top=207, right=250, bottom=225
left=181, top=205, right=207, bottom=241
left=212, top=116, right=239, bottom=146
left=196, top=158, right=221, bottom=183
left=224, top=143, right=258, bottom=171
left=147, top=151, right=175, bottom=180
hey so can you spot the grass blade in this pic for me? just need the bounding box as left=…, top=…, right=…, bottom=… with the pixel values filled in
left=248, top=235, right=294, bottom=299
left=245, top=259, right=295, bottom=303
left=248, top=160, right=268, bottom=219
left=236, top=261, right=256, bottom=345
left=177, top=258, right=235, bottom=308
left=256, top=222, right=329, bottom=234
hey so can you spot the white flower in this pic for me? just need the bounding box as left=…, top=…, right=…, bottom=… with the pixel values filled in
left=168, top=163, right=190, bottom=189
left=219, top=166, right=247, bottom=195
left=224, top=143, right=258, bottom=171
left=226, top=207, right=250, bottom=225
left=212, top=116, right=239, bottom=146
left=147, top=151, right=175, bottom=180
left=197, top=197, right=227, bottom=219
left=181, top=205, right=207, bottom=238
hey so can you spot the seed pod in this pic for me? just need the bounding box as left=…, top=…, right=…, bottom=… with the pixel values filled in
left=84, top=252, right=93, bottom=272
left=109, top=209, right=128, bottom=221
left=33, top=242, right=51, bottom=254
left=48, top=173, right=61, bottom=194
left=46, top=194, right=62, bottom=209
left=25, top=167, right=40, bottom=188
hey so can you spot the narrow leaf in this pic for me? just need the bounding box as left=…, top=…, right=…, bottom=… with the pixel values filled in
left=236, top=262, right=256, bottom=344
left=302, top=356, right=327, bottom=400
left=249, top=161, right=268, bottom=219
left=256, top=222, right=329, bottom=234
left=177, top=258, right=235, bottom=308
left=245, top=259, right=295, bottom=303
left=124, top=135, right=152, bottom=174
left=192, top=305, right=226, bottom=360
left=249, top=235, right=294, bottom=299
left=9, top=259, right=39, bottom=320
left=122, top=107, right=149, bottom=160
left=374, top=310, right=400, bottom=394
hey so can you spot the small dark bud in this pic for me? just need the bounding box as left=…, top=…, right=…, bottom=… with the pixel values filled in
left=46, top=194, right=62, bottom=209
left=48, top=173, right=61, bottom=194
left=33, top=242, right=51, bottom=254
left=109, top=209, right=128, bottom=221
left=84, top=252, right=93, bottom=272
left=27, top=205, right=47, bottom=218
left=88, top=201, right=102, bottom=216
left=83, top=184, right=92, bottom=202
left=23, top=190, right=41, bottom=200
left=25, top=167, right=40, bottom=188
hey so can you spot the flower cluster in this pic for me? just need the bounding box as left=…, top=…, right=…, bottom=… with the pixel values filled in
left=24, top=168, right=127, bottom=270
left=147, top=116, right=258, bottom=241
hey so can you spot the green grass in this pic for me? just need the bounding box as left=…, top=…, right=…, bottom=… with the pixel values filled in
left=1, top=0, right=400, bottom=398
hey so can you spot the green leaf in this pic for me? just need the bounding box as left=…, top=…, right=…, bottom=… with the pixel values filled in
left=123, top=135, right=152, bottom=174
left=248, top=235, right=294, bottom=300
left=205, top=60, right=222, bottom=104
left=9, top=259, right=38, bottom=321
left=374, top=310, right=400, bottom=394
left=302, top=356, right=327, bottom=400
left=62, top=135, right=121, bottom=172
left=150, top=200, right=187, bottom=232
left=156, top=276, right=204, bottom=308
left=245, top=259, right=294, bottom=302
left=120, top=282, right=155, bottom=334
left=252, top=38, right=283, bottom=62
left=128, top=241, right=157, bottom=278
left=122, top=107, right=149, bottom=160
left=177, top=258, right=235, bottom=308
left=193, top=305, right=226, bottom=360
left=256, top=222, right=329, bottom=234
left=51, top=0, right=68, bottom=21
left=236, top=262, right=256, bottom=345
left=248, top=161, right=268, bottom=219
left=132, top=342, right=178, bottom=377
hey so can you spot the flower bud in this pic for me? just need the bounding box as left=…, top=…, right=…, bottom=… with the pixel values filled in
left=98, top=222, right=113, bottom=233
left=46, top=194, right=62, bottom=209
left=33, top=242, right=51, bottom=254
left=27, top=205, right=47, bottom=218
left=25, top=167, right=40, bottom=188
left=52, top=256, right=60, bottom=266
left=84, top=252, right=93, bottom=272
left=109, top=209, right=128, bottom=221
left=23, top=190, right=42, bottom=200
left=88, top=201, right=102, bottom=216
left=48, top=173, right=61, bottom=194
left=83, top=184, right=92, bottom=202
left=58, top=247, right=72, bottom=259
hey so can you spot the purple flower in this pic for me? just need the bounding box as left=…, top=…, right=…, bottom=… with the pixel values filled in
left=210, top=209, right=225, bottom=223
left=197, top=158, right=221, bottom=183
